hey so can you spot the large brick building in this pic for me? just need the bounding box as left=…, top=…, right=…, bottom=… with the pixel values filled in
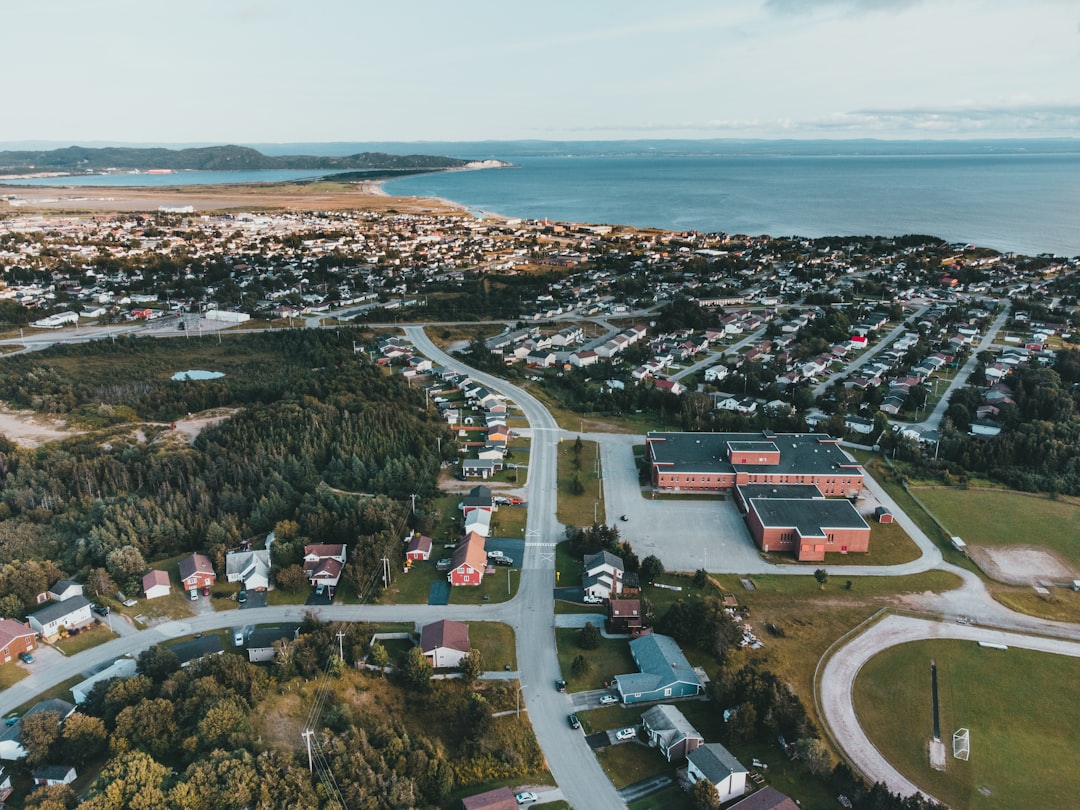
left=740, top=485, right=871, bottom=561
left=645, top=431, right=863, bottom=498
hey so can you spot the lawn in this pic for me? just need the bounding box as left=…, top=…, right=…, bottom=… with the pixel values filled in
left=912, top=487, right=1080, bottom=564
left=466, top=621, right=516, bottom=671
left=554, top=628, right=636, bottom=691
left=53, top=620, right=117, bottom=655
left=596, top=739, right=671, bottom=789
left=554, top=541, right=583, bottom=592
left=853, top=639, right=1080, bottom=810
left=0, top=663, right=28, bottom=690
left=557, top=438, right=606, bottom=527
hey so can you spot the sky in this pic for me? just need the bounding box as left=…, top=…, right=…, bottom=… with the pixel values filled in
left=3, top=0, right=1079, bottom=144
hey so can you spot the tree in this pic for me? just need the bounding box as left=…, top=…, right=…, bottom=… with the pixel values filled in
left=693, top=568, right=709, bottom=588
left=690, top=779, right=720, bottom=810
left=368, top=640, right=389, bottom=669
left=640, top=555, right=665, bottom=584
left=61, top=712, right=107, bottom=766
left=794, top=737, right=830, bottom=775
left=136, top=644, right=179, bottom=682
left=81, top=750, right=169, bottom=810
left=105, top=545, right=146, bottom=591
left=814, top=568, right=829, bottom=589
left=400, top=645, right=433, bottom=690
left=20, top=710, right=61, bottom=767
left=570, top=654, right=590, bottom=677
left=24, top=784, right=78, bottom=810
left=459, top=648, right=484, bottom=682
left=570, top=473, right=585, bottom=495
left=273, top=564, right=308, bottom=592
left=83, top=568, right=116, bottom=600
left=578, top=621, right=601, bottom=650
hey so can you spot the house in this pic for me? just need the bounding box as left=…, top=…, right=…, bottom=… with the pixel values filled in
left=225, top=549, right=271, bottom=591
left=142, top=570, right=172, bottom=600
left=461, top=485, right=495, bottom=515
left=178, top=553, right=216, bottom=595
left=462, top=458, right=497, bottom=479
left=303, top=544, right=347, bottom=590
left=27, top=596, right=93, bottom=641
left=612, top=633, right=704, bottom=705
left=463, top=509, right=492, bottom=538
left=246, top=624, right=300, bottom=664
left=641, top=704, right=704, bottom=762
left=33, top=764, right=77, bottom=786
left=607, top=598, right=645, bottom=635
left=686, top=742, right=748, bottom=804
left=0, top=765, right=10, bottom=804
left=0, top=699, right=76, bottom=760
left=461, top=786, right=517, bottom=810
left=727, top=786, right=800, bottom=810
left=420, top=619, right=471, bottom=668
left=448, top=534, right=486, bottom=586
left=405, top=533, right=433, bottom=562
left=169, top=634, right=224, bottom=667
left=583, top=550, right=624, bottom=600
left=71, top=657, right=137, bottom=704
left=0, top=619, right=36, bottom=664
left=46, top=579, right=83, bottom=602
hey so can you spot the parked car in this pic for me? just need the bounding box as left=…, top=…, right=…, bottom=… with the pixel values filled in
left=599, top=694, right=619, bottom=706
left=91, top=604, right=110, bottom=617
left=189, top=589, right=199, bottom=601
left=487, top=550, right=508, bottom=561
left=4, top=716, right=18, bottom=726
left=555, top=679, right=566, bottom=693
left=568, top=713, right=580, bottom=729
left=435, top=558, right=452, bottom=571
left=18, top=652, right=34, bottom=664
left=237, top=590, right=248, bottom=604
left=615, top=727, right=637, bottom=741
left=583, top=594, right=603, bottom=604
left=201, top=586, right=211, bottom=597
left=514, top=793, right=537, bottom=806
left=491, top=555, right=513, bottom=567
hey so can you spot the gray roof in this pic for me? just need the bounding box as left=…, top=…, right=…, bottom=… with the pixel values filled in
left=735, top=484, right=823, bottom=502
left=1, top=698, right=76, bottom=745
left=749, top=498, right=869, bottom=536
left=688, top=742, right=747, bottom=784
left=247, top=624, right=299, bottom=649
left=641, top=704, right=702, bottom=745
left=29, top=595, right=90, bottom=625
left=169, top=635, right=224, bottom=666
left=619, top=634, right=701, bottom=695
left=647, top=431, right=861, bottom=478
left=584, top=550, right=624, bottom=573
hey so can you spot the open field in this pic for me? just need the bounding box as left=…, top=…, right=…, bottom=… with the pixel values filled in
left=853, top=639, right=1080, bottom=810
left=555, top=628, right=635, bottom=691
left=556, top=438, right=606, bottom=527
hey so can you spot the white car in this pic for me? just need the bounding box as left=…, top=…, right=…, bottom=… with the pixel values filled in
left=599, top=694, right=619, bottom=705
left=582, top=594, right=603, bottom=604
left=615, top=727, right=637, bottom=741
left=515, top=792, right=537, bottom=805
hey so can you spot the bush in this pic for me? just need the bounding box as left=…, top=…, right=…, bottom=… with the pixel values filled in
left=578, top=621, right=600, bottom=650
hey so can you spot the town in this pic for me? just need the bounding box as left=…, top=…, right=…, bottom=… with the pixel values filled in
left=0, top=201, right=1078, bottom=810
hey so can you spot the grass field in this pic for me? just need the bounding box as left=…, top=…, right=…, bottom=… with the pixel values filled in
left=912, top=487, right=1080, bottom=563
left=466, top=621, right=516, bottom=672
left=762, top=519, right=923, bottom=567
left=555, top=628, right=635, bottom=691
left=557, top=438, right=606, bottom=527
left=853, top=639, right=1080, bottom=809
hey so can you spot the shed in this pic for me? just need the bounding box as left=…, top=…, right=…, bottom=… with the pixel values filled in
left=874, top=506, right=894, bottom=524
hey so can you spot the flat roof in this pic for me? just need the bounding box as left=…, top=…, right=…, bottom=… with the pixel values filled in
left=736, top=484, right=823, bottom=501
left=727, top=440, right=779, bottom=454
left=749, top=498, right=870, bottom=536
left=648, top=432, right=861, bottom=478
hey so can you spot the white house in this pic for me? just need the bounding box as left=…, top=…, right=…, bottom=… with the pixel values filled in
left=27, top=596, right=93, bottom=641
left=141, top=570, right=172, bottom=600
left=71, top=658, right=137, bottom=704
left=302, top=544, right=347, bottom=590
left=582, top=550, right=624, bottom=599
left=420, top=619, right=471, bottom=668
left=686, top=743, right=748, bottom=804
left=225, top=549, right=271, bottom=591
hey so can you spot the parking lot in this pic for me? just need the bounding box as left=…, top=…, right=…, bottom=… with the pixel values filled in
left=598, top=436, right=764, bottom=573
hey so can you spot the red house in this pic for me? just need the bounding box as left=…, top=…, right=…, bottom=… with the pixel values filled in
left=0, top=619, right=36, bottom=664
left=448, top=535, right=486, bottom=586
left=747, top=498, right=870, bottom=562
left=405, top=533, right=433, bottom=562
left=303, top=544, right=348, bottom=590
left=178, top=554, right=216, bottom=594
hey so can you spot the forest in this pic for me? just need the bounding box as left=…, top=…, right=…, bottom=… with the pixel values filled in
left=0, top=329, right=455, bottom=612
left=16, top=616, right=542, bottom=810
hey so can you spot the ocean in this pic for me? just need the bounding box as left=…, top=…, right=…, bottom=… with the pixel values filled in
left=5, top=139, right=1078, bottom=256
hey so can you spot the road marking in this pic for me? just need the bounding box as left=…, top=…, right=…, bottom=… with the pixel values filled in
left=525, top=542, right=556, bottom=548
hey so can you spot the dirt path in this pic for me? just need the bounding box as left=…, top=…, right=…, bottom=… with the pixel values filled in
left=0, top=407, right=73, bottom=447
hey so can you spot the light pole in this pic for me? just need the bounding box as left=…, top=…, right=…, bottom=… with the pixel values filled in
left=517, top=682, right=526, bottom=717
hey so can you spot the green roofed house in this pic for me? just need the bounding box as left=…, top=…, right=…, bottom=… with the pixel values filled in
left=612, top=633, right=704, bottom=705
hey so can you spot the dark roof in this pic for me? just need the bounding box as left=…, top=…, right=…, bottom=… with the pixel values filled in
left=169, top=635, right=224, bottom=666
left=618, top=633, right=701, bottom=695
left=29, top=595, right=90, bottom=624
left=749, top=498, right=869, bottom=536
left=420, top=619, right=470, bottom=654
left=584, top=550, right=624, bottom=573
left=736, top=484, right=823, bottom=501
left=247, top=624, right=299, bottom=649
left=178, top=553, right=214, bottom=580
left=461, top=786, right=517, bottom=810
left=728, top=786, right=800, bottom=810
left=647, top=431, right=861, bottom=478
left=462, top=485, right=493, bottom=506
left=688, top=742, right=747, bottom=783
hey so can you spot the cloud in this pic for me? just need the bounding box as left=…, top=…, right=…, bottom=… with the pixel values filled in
left=764, top=0, right=924, bottom=15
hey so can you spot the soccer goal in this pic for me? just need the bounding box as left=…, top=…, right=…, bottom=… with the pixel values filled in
left=952, top=728, right=970, bottom=761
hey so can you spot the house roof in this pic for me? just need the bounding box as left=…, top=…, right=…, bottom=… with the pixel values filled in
left=641, top=704, right=702, bottom=746
left=247, top=624, right=300, bottom=649
left=584, top=550, right=624, bottom=574
left=48, top=579, right=81, bottom=597
left=303, top=544, right=346, bottom=560
left=169, top=635, right=224, bottom=666
left=29, top=595, right=90, bottom=625
left=618, top=633, right=701, bottom=696
left=0, top=619, right=36, bottom=649
left=2, top=698, right=77, bottom=745
left=451, top=535, right=487, bottom=573
left=420, top=619, right=470, bottom=655
left=735, top=484, right=823, bottom=502
left=609, top=599, right=641, bottom=619
left=142, top=570, right=170, bottom=590
left=406, top=535, right=433, bottom=554
left=728, top=786, right=800, bottom=810
left=33, top=764, right=76, bottom=781
left=461, top=786, right=517, bottom=810
left=178, top=553, right=215, bottom=581
left=688, top=742, right=747, bottom=784
left=462, top=485, right=493, bottom=506
left=303, top=558, right=343, bottom=580
left=226, top=550, right=271, bottom=582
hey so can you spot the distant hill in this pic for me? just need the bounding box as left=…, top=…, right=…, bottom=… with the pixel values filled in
left=0, top=144, right=471, bottom=174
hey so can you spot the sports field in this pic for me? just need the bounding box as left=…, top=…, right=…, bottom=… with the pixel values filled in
left=852, top=639, right=1080, bottom=809
left=912, top=487, right=1080, bottom=563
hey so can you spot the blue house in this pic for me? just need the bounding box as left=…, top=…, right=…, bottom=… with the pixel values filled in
left=612, top=633, right=703, bottom=704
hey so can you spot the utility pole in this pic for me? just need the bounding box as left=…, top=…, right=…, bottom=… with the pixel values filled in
left=381, top=556, right=391, bottom=588
left=302, top=730, right=314, bottom=774
left=336, top=630, right=346, bottom=661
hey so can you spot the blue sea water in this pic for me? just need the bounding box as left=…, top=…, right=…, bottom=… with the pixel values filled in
left=380, top=140, right=1080, bottom=258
